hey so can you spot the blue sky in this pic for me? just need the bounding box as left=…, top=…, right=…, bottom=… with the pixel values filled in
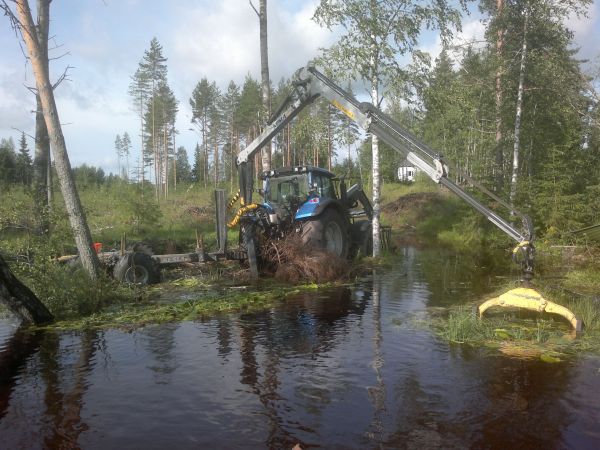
left=1, top=0, right=598, bottom=176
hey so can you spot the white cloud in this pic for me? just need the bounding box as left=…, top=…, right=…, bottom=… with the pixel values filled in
left=418, top=18, right=487, bottom=67
left=170, top=0, right=332, bottom=88
left=169, top=0, right=335, bottom=165
left=0, top=64, right=36, bottom=143
left=567, top=3, right=600, bottom=61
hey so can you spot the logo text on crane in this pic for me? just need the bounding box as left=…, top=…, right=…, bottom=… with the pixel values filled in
left=331, top=99, right=355, bottom=120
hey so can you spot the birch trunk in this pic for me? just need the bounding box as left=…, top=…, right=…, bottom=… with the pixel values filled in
left=494, top=0, right=505, bottom=192
left=15, top=0, right=100, bottom=280
left=370, top=31, right=381, bottom=256
left=510, top=12, right=528, bottom=206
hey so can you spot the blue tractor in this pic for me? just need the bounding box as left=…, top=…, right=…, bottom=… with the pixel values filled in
left=256, top=165, right=373, bottom=259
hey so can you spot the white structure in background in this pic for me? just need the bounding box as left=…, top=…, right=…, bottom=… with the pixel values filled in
left=397, top=159, right=418, bottom=182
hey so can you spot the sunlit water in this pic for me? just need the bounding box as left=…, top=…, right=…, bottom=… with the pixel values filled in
left=0, top=247, right=599, bottom=449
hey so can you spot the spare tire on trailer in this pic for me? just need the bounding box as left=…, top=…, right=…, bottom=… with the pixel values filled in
left=113, top=252, right=160, bottom=285
left=301, top=208, right=349, bottom=258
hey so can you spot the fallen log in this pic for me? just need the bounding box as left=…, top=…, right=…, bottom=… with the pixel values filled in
left=0, top=253, right=53, bottom=325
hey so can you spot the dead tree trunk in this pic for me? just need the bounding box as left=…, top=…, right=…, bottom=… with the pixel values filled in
left=33, top=0, right=50, bottom=234
left=14, top=0, right=100, bottom=280
left=0, top=253, right=53, bottom=324
left=250, top=0, right=271, bottom=171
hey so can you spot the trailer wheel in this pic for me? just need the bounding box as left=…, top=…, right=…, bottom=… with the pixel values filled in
left=113, top=252, right=160, bottom=285
left=302, top=208, right=349, bottom=258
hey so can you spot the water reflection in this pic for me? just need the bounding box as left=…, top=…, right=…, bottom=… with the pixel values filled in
left=139, top=323, right=179, bottom=385
left=0, top=247, right=598, bottom=449
left=41, top=330, right=99, bottom=448
left=0, top=327, right=43, bottom=420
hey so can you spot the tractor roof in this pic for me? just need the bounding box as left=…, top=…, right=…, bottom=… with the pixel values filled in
left=261, top=165, right=335, bottom=179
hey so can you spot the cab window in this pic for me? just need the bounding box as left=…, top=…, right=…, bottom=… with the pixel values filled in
left=311, top=173, right=335, bottom=198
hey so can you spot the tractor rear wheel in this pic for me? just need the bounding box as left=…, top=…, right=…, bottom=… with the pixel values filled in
left=349, top=220, right=373, bottom=258
left=301, top=208, right=349, bottom=258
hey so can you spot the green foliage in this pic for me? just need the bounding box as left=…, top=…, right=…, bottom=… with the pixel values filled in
left=174, top=146, right=192, bottom=183
left=416, top=0, right=598, bottom=237
left=313, top=0, right=464, bottom=90
left=0, top=137, right=17, bottom=187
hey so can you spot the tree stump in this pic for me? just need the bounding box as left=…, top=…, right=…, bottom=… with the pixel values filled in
left=0, top=253, right=53, bottom=325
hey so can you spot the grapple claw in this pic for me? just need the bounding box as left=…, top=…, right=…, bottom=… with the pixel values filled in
left=478, top=287, right=582, bottom=332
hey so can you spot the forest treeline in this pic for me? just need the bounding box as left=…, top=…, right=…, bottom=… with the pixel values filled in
left=1, top=1, right=599, bottom=238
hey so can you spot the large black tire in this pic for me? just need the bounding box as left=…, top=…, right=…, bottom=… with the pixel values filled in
left=349, top=220, right=373, bottom=258
left=301, top=208, right=349, bottom=258
left=113, top=252, right=160, bottom=285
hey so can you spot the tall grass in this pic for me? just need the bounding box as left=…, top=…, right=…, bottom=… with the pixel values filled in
left=442, top=306, right=497, bottom=343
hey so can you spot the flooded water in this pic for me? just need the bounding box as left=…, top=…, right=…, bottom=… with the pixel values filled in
left=1, top=247, right=599, bottom=449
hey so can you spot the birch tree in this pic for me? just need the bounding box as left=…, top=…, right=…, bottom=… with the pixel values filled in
left=313, top=0, right=465, bottom=256
left=2, top=0, right=100, bottom=279
left=509, top=8, right=528, bottom=206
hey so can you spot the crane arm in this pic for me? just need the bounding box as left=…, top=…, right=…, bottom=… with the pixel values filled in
left=236, top=64, right=532, bottom=247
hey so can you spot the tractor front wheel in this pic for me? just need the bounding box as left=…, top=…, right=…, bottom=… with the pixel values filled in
left=301, top=208, right=349, bottom=258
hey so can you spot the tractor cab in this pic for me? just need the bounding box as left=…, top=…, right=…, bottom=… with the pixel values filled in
left=261, top=166, right=339, bottom=220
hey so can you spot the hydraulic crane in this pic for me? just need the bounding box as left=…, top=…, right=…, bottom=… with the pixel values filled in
left=231, top=64, right=580, bottom=331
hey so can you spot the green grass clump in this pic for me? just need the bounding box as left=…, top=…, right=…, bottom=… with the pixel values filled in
left=36, top=282, right=324, bottom=330
left=442, top=306, right=497, bottom=343
left=431, top=293, right=600, bottom=357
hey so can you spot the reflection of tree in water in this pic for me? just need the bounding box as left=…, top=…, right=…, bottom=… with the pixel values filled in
left=366, top=270, right=386, bottom=445
left=215, top=316, right=233, bottom=359
left=0, top=327, right=43, bottom=420
left=140, top=323, right=179, bottom=384
left=39, top=329, right=100, bottom=449
left=0, top=327, right=101, bottom=448
left=232, top=287, right=367, bottom=449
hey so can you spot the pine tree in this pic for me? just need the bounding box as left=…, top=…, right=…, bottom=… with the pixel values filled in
left=138, top=37, right=169, bottom=196
left=121, top=132, right=132, bottom=181
left=192, top=142, right=207, bottom=184
left=114, top=134, right=122, bottom=177
left=128, top=67, right=150, bottom=185
left=222, top=81, right=241, bottom=186
left=190, top=78, right=219, bottom=187
left=175, top=146, right=192, bottom=183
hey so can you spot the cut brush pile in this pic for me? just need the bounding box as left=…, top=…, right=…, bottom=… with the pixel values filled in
left=260, top=233, right=349, bottom=283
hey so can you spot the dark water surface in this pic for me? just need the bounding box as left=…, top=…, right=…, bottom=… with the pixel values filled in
left=1, top=247, right=599, bottom=449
